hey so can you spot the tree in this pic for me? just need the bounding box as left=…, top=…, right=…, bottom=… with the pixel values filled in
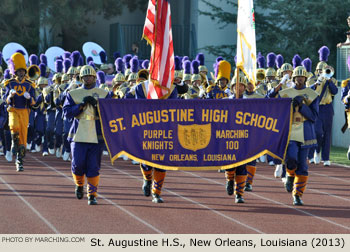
left=199, top=0, right=349, bottom=69
left=0, top=0, right=40, bottom=55
left=40, top=0, right=146, bottom=52
left=0, top=0, right=145, bottom=56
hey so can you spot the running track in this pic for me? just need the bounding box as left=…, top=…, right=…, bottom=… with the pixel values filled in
left=0, top=153, right=349, bottom=234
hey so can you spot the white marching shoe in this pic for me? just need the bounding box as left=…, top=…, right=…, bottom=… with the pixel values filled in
left=274, top=164, right=283, bottom=178
left=5, top=151, right=12, bottom=162
left=323, top=160, right=331, bottom=166
left=309, top=158, right=314, bottom=164
left=314, top=152, right=321, bottom=164
left=121, top=155, right=129, bottom=161
left=259, top=155, right=266, bottom=163
left=35, top=144, right=41, bottom=153
left=26, top=143, right=31, bottom=150
left=42, top=151, right=49, bottom=156
left=56, top=148, right=62, bottom=158
left=268, top=161, right=275, bottom=166
left=103, top=151, right=109, bottom=156
left=62, top=152, right=70, bottom=161
left=131, top=160, right=140, bottom=165
left=48, top=148, right=55, bottom=155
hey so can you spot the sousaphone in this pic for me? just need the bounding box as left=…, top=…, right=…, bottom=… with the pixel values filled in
left=2, top=42, right=29, bottom=64
left=45, top=46, right=65, bottom=72
left=82, top=42, right=105, bottom=65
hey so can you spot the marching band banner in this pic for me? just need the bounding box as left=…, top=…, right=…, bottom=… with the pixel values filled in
left=98, top=99, right=292, bottom=170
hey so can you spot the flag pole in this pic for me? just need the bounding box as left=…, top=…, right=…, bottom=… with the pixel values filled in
left=236, top=67, right=239, bottom=99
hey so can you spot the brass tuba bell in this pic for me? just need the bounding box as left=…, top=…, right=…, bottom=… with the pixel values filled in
left=27, top=65, right=41, bottom=81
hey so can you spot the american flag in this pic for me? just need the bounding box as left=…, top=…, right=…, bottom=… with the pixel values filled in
left=143, top=0, right=174, bottom=99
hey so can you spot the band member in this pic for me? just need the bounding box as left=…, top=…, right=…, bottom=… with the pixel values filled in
left=134, top=72, right=179, bottom=204
left=173, top=56, right=188, bottom=96
left=279, top=66, right=319, bottom=205
left=0, top=69, right=12, bottom=162
left=240, top=79, right=264, bottom=192
left=33, top=63, right=50, bottom=156
left=275, top=54, right=284, bottom=81
left=183, top=60, right=204, bottom=99
left=181, top=60, right=192, bottom=90
left=26, top=54, right=39, bottom=152
left=111, top=58, right=126, bottom=98
left=341, top=55, right=350, bottom=159
left=52, top=60, right=64, bottom=158
left=207, top=60, right=231, bottom=99
left=309, top=46, right=338, bottom=166
left=63, top=65, right=110, bottom=205
left=255, top=53, right=268, bottom=96
left=99, top=51, right=109, bottom=75
left=224, top=64, right=247, bottom=203
left=4, top=52, right=36, bottom=171
left=196, top=53, right=210, bottom=90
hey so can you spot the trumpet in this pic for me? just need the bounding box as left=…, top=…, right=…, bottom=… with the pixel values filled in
left=27, top=65, right=41, bottom=81
left=256, top=69, right=265, bottom=82
left=322, top=65, right=334, bottom=80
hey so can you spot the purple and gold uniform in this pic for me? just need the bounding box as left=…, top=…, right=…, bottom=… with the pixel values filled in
left=341, top=73, right=350, bottom=159
left=63, top=65, right=110, bottom=205
left=4, top=53, right=36, bottom=171
left=279, top=66, right=319, bottom=205
left=307, top=47, right=337, bottom=165
left=225, top=70, right=248, bottom=203
left=135, top=80, right=178, bottom=203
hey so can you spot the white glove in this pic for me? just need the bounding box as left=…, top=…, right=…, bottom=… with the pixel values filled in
left=198, top=86, right=205, bottom=98
left=280, top=74, right=289, bottom=85
left=10, top=89, right=16, bottom=97
left=23, top=91, right=31, bottom=100
left=316, top=76, right=325, bottom=84
left=224, top=88, right=232, bottom=96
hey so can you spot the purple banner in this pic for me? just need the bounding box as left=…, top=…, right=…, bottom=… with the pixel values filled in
left=98, top=99, right=292, bottom=170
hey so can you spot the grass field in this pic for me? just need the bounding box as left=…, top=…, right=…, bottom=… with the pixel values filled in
left=330, top=146, right=350, bottom=166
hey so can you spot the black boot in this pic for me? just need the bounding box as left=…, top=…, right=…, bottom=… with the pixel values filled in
left=284, top=176, right=295, bottom=193
left=142, top=180, right=152, bottom=197
left=88, top=195, right=98, bottom=205
left=226, top=180, right=234, bottom=195
left=16, top=145, right=26, bottom=172
left=244, top=182, right=253, bottom=191
left=16, top=157, right=24, bottom=172
left=235, top=194, right=245, bottom=203
left=293, top=195, right=304, bottom=206
left=11, top=133, right=19, bottom=156
left=75, top=186, right=84, bottom=199
left=151, top=193, right=164, bottom=203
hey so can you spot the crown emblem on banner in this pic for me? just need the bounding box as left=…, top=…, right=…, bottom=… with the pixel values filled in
left=178, top=124, right=211, bottom=152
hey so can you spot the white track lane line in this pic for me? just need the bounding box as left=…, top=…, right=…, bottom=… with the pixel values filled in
left=184, top=171, right=350, bottom=232
left=0, top=175, right=60, bottom=234
left=308, top=170, right=350, bottom=184
left=31, top=156, right=163, bottom=234
left=257, top=173, right=350, bottom=202
left=102, top=162, right=264, bottom=234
